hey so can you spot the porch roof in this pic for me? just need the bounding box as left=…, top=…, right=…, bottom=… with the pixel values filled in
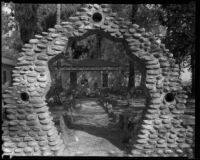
left=55, top=59, right=122, bottom=68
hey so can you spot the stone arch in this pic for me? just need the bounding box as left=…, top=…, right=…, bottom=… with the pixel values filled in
left=2, top=4, right=192, bottom=157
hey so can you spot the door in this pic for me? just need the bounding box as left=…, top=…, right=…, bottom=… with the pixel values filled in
left=70, top=72, right=77, bottom=88
left=102, top=73, right=108, bottom=87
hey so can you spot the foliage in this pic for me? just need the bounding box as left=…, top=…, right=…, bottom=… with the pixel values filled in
left=159, top=2, right=195, bottom=71
left=134, top=4, right=166, bottom=36
left=2, top=2, right=22, bottom=56
left=15, top=4, right=40, bottom=43
left=37, top=4, right=81, bottom=32
left=37, top=4, right=57, bottom=32
left=111, top=4, right=166, bottom=36
left=2, top=8, right=10, bottom=35
left=110, top=4, right=133, bottom=21
left=182, top=81, right=192, bottom=97
left=159, top=2, right=195, bottom=96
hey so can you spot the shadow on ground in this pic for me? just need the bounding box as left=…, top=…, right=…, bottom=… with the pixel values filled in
left=70, top=123, right=125, bottom=151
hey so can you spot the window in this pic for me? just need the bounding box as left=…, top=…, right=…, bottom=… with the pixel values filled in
left=102, top=73, right=108, bottom=87
left=3, top=71, right=6, bottom=84
left=70, top=72, right=77, bottom=87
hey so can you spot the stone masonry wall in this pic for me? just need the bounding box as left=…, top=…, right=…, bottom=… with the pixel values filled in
left=2, top=4, right=194, bottom=157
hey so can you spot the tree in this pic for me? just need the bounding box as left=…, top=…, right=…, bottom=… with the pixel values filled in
left=2, top=3, right=10, bottom=35
left=37, top=4, right=82, bottom=32
left=159, top=2, right=196, bottom=97
left=15, top=4, right=39, bottom=43
left=56, top=4, right=61, bottom=25
left=128, top=5, right=139, bottom=90
left=2, top=2, right=22, bottom=54
left=110, top=4, right=165, bottom=91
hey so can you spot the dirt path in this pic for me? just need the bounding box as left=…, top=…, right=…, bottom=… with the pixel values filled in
left=62, top=98, right=127, bottom=156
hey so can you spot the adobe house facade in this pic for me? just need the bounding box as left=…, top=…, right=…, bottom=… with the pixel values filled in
left=50, top=55, right=128, bottom=91
left=2, top=50, right=17, bottom=86
left=2, top=4, right=194, bottom=157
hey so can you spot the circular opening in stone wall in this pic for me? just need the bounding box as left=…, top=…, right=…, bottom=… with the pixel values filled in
left=92, top=12, right=103, bottom=23
left=164, top=93, right=175, bottom=103
left=21, top=92, right=29, bottom=101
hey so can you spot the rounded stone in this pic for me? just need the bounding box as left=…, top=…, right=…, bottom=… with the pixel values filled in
left=39, top=140, right=48, bottom=146
left=9, top=120, right=18, bottom=126
left=29, top=39, right=39, bottom=44
left=48, top=139, right=60, bottom=146
left=147, top=109, right=158, bottom=114
left=17, top=114, right=26, bottom=120
left=138, top=134, right=148, bottom=139
left=37, top=55, right=48, bottom=61
left=9, top=126, right=20, bottom=131
left=167, top=138, right=175, bottom=143
left=148, top=140, right=156, bottom=145
left=28, top=131, right=38, bottom=137
left=149, top=104, right=160, bottom=109
left=144, top=145, right=154, bottom=149
left=14, top=148, right=23, bottom=153
left=40, top=118, right=51, bottom=125
left=35, top=67, right=47, bottom=73
left=2, top=147, right=13, bottom=153
left=2, top=136, right=11, bottom=142
left=41, top=124, right=52, bottom=131
left=26, top=114, right=37, bottom=121
left=185, top=138, right=193, bottom=144
left=168, top=143, right=178, bottom=148
left=35, top=106, right=48, bottom=113
left=38, top=112, right=50, bottom=120
left=162, top=119, right=170, bottom=124
left=17, top=142, right=26, bottom=148
left=146, top=60, right=158, bottom=65
left=51, top=33, right=60, bottom=38
left=178, top=143, right=190, bottom=148
left=136, top=139, right=148, bottom=144
left=157, top=139, right=165, bottom=144
left=156, top=149, right=164, bottom=155
left=27, top=141, right=38, bottom=147
left=24, top=136, right=33, bottom=142
left=29, top=97, right=44, bottom=104
left=160, top=115, right=170, bottom=119
left=24, top=147, right=33, bottom=153
left=164, top=149, right=173, bottom=154
left=149, top=134, right=157, bottom=139
left=147, top=69, right=160, bottom=75
left=169, top=134, right=176, bottom=139
left=145, top=114, right=157, bottom=120
left=3, top=142, right=16, bottom=148
left=35, top=61, right=47, bottom=66
left=27, top=77, right=36, bottom=83
left=156, top=143, right=167, bottom=148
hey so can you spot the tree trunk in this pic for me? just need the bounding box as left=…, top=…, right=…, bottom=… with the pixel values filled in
left=128, top=5, right=139, bottom=91
left=131, top=4, right=139, bottom=23
left=191, top=48, right=195, bottom=98
left=128, top=61, right=135, bottom=90
left=56, top=4, right=61, bottom=25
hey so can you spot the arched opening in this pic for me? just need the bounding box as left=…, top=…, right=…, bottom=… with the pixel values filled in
left=46, top=29, right=149, bottom=153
